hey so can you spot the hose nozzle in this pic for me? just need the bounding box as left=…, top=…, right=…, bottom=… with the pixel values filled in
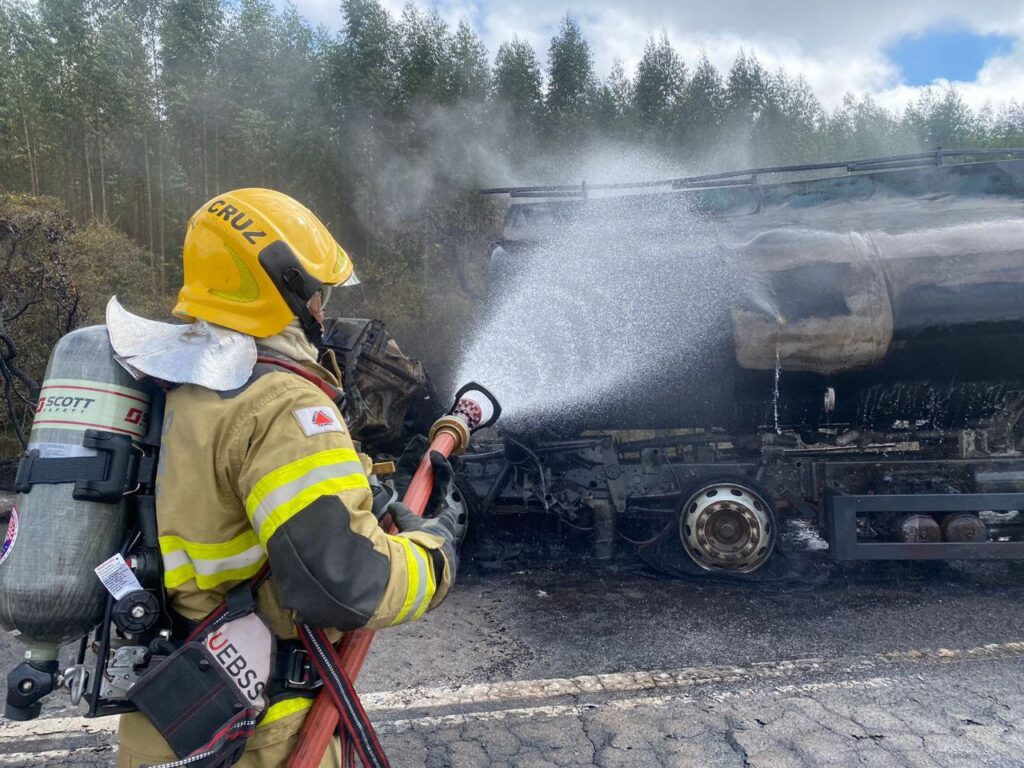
left=428, top=382, right=501, bottom=454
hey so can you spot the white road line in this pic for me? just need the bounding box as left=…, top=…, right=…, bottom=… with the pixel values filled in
left=0, top=713, right=112, bottom=740
left=0, top=640, right=1020, bottom=753
left=0, top=676, right=899, bottom=760
left=0, top=747, right=114, bottom=765
left=360, top=640, right=1024, bottom=713
left=376, top=676, right=897, bottom=735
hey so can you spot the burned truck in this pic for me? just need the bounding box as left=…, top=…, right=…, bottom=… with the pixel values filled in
left=459, top=149, right=1024, bottom=577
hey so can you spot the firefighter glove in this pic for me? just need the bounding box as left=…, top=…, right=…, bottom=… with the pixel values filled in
left=388, top=452, right=468, bottom=546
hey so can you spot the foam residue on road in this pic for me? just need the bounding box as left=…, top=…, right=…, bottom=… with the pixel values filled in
left=456, top=192, right=738, bottom=427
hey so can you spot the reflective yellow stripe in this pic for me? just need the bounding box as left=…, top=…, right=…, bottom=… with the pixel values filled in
left=391, top=538, right=420, bottom=625
left=160, top=531, right=260, bottom=559
left=248, top=448, right=362, bottom=509
left=258, top=697, right=314, bottom=728
left=245, top=448, right=369, bottom=548
left=389, top=537, right=436, bottom=626
left=163, top=559, right=266, bottom=590
left=412, top=548, right=437, bottom=622
left=160, top=530, right=267, bottom=590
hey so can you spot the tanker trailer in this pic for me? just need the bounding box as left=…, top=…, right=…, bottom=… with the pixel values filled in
left=465, top=150, right=1024, bottom=577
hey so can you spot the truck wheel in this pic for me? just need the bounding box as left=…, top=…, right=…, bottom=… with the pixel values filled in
left=678, top=480, right=777, bottom=574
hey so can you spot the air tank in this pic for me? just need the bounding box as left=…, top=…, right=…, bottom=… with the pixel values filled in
left=0, top=326, right=149, bottom=660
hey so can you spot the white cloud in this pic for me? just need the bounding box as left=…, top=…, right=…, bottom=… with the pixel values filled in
left=286, top=0, right=1024, bottom=112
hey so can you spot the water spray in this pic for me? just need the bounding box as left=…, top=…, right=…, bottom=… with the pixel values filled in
left=455, top=188, right=740, bottom=429
left=288, top=383, right=500, bottom=768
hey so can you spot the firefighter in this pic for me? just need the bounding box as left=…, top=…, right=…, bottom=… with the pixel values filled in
left=117, top=189, right=461, bottom=767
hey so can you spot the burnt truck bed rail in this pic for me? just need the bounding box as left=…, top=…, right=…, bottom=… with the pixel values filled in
left=479, top=147, right=1024, bottom=198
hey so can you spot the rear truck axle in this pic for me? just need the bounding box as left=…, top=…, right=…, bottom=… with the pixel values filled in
left=456, top=430, right=1024, bottom=576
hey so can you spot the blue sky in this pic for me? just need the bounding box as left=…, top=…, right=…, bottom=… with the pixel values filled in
left=887, top=28, right=1016, bottom=86
left=289, top=1, right=1024, bottom=111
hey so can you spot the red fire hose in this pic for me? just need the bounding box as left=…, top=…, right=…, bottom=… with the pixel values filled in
left=287, top=429, right=460, bottom=768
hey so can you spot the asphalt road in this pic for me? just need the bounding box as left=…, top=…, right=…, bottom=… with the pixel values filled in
left=2, top=513, right=1024, bottom=766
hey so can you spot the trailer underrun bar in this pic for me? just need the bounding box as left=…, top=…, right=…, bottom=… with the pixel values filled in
left=828, top=493, right=1024, bottom=561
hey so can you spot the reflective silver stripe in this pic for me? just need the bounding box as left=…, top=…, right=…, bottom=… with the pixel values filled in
left=162, top=545, right=266, bottom=576
left=249, top=460, right=365, bottom=535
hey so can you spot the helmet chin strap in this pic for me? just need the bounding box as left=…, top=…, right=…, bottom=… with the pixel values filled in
left=258, top=241, right=325, bottom=346
left=278, top=266, right=324, bottom=346
left=299, top=309, right=323, bottom=346
left=293, top=291, right=324, bottom=346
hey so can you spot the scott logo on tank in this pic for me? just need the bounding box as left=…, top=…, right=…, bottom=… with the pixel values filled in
left=35, top=395, right=95, bottom=413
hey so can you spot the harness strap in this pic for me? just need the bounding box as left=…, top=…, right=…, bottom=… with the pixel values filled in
left=183, top=567, right=271, bottom=643
left=296, top=625, right=390, bottom=768
left=255, top=356, right=340, bottom=401
left=16, top=454, right=110, bottom=485
left=15, top=430, right=158, bottom=504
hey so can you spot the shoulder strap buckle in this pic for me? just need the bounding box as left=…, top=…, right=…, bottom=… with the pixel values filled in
left=224, top=580, right=257, bottom=621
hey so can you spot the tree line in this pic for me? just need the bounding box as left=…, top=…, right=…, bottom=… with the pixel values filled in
left=2, top=0, right=1024, bottom=318
left=2, top=0, right=1024, bottom=465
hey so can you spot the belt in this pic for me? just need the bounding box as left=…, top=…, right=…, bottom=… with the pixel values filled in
left=272, top=640, right=323, bottom=692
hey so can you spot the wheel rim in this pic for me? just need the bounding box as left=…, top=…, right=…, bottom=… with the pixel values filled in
left=679, top=483, right=776, bottom=573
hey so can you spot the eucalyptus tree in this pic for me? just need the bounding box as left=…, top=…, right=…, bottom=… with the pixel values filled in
left=0, top=3, right=52, bottom=196
left=494, top=36, right=544, bottom=159
left=593, top=59, right=633, bottom=140
left=545, top=14, right=597, bottom=148
left=160, top=0, right=224, bottom=206
left=449, top=19, right=490, bottom=105
left=755, top=72, right=824, bottom=163
left=676, top=52, right=725, bottom=160
left=633, top=33, right=686, bottom=144
left=906, top=87, right=975, bottom=150
left=724, top=51, right=769, bottom=146
left=397, top=3, right=452, bottom=110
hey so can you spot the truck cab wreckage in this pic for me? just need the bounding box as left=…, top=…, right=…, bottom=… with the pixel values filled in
left=462, top=149, right=1024, bottom=577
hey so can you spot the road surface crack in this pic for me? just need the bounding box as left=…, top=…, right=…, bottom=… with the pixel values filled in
left=724, top=728, right=752, bottom=767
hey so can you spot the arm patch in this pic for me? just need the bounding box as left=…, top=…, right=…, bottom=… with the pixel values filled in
left=293, top=406, right=345, bottom=436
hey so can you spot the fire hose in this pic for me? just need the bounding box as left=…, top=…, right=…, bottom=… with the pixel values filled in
left=287, top=383, right=500, bottom=768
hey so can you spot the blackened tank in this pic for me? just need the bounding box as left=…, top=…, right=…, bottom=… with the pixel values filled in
left=491, top=156, right=1024, bottom=431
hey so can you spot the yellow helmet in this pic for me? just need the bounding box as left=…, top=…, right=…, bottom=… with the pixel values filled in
left=174, top=188, right=356, bottom=340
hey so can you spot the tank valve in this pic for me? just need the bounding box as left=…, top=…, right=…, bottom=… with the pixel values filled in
left=5, top=658, right=58, bottom=720
left=112, top=590, right=161, bottom=635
